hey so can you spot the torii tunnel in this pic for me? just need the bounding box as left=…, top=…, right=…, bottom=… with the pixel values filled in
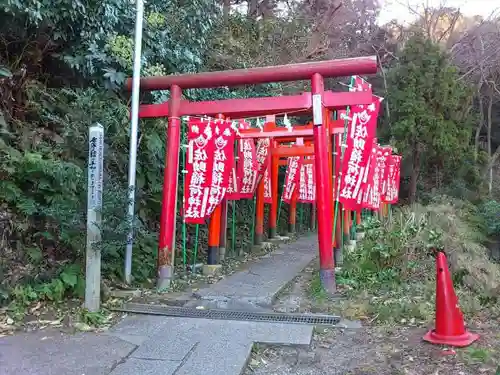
left=125, top=56, right=378, bottom=292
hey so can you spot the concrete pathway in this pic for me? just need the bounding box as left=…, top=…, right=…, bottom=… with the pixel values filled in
left=0, top=235, right=318, bottom=375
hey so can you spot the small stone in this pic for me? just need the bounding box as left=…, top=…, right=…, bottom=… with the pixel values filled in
left=6, top=317, right=14, bottom=325
left=107, top=289, right=141, bottom=299
left=274, top=305, right=287, bottom=313
left=74, top=322, right=92, bottom=332
left=297, top=350, right=319, bottom=365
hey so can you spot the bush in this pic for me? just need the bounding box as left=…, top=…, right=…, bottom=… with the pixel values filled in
left=478, top=199, right=500, bottom=237
left=334, top=197, right=500, bottom=323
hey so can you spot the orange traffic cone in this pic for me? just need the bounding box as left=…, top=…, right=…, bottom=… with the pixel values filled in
left=423, top=252, right=479, bottom=347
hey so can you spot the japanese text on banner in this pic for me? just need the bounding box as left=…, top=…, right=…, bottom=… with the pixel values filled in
left=384, top=155, right=401, bottom=204
left=298, top=161, right=315, bottom=203
left=338, top=97, right=381, bottom=210
left=367, top=145, right=391, bottom=210
left=263, top=152, right=272, bottom=204
left=380, top=147, right=393, bottom=202
left=255, top=138, right=271, bottom=183
left=361, top=139, right=378, bottom=209
left=298, top=163, right=307, bottom=202
left=237, top=135, right=258, bottom=198
left=205, top=119, right=236, bottom=217
left=226, top=162, right=239, bottom=200
left=184, top=118, right=215, bottom=224
left=282, top=156, right=303, bottom=204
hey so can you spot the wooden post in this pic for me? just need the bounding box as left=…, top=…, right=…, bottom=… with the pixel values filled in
left=334, top=207, right=343, bottom=265
left=310, top=203, right=316, bottom=231
left=85, top=124, right=104, bottom=312
left=255, top=178, right=265, bottom=245
left=343, top=208, right=350, bottom=243
left=288, top=189, right=298, bottom=234
left=219, top=199, right=228, bottom=261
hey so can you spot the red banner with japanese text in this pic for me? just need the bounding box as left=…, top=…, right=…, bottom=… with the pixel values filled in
left=363, top=145, right=391, bottom=210
left=380, top=147, right=393, bottom=201
left=236, top=126, right=258, bottom=198
left=282, top=156, right=303, bottom=204
left=361, top=140, right=378, bottom=209
left=384, top=155, right=401, bottom=204
left=226, top=163, right=239, bottom=200
left=298, top=161, right=315, bottom=203
left=205, top=119, right=236, bottom=216
left=184, top=118, right=216, bottom=224
left=264, top=167, right=272, bottom=204
left=299, top=163, right=307, bottom=203
left=338, top=97, right=382, bottom=210
left=374, top=146, right=391, bottom=209
left=306, top=162, right=316, bottom=203
left=255, top=138, right=271, bottom=184
left=263, top=149, right=272, bottom=204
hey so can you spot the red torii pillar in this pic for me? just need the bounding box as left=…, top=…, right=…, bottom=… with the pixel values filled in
left=311, top=73, right=335, bottom=291
left=255, top=115, right=275, bottom=245
left=126, top=57, right=378, bottom=291
left=270, top=139, right=280, bottom=238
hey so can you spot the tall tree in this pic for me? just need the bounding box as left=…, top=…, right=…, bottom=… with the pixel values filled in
left=387, top=34, right=476, bottom=202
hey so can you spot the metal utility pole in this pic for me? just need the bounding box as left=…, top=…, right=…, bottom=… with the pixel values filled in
left=124, top=0, right=145, bottom=284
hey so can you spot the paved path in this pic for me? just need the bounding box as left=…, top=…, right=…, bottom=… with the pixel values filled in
left=0, top=235, right=318, bottom=375
left=191, top=235, right=318, bottom=308
left=108, top=314, right=312, bottom=375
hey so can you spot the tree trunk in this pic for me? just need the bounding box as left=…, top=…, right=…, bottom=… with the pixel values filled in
left=223, top=0, right=231, bottom=23
left=474, top=82, right=484, bottom=159
left=487, top=93, right=493, bottom=194
left=247, top=0, right=259, bottom=19
left=409, top=146, right=420, bottom=203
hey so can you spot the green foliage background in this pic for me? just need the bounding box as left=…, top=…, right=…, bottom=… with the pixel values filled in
left=0, top=0, right=297, bottom=305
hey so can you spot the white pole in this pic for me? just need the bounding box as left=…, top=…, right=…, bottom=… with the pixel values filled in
left=124, top=0, right=145, bottom=284
left=85, top=123, right=104, bottom=312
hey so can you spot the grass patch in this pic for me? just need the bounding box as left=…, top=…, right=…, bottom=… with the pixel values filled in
left=462, top=347, right=492, bottom=364
left=308, top=272, right=328, bottom=302
left=307, top=197, right=500, bottom=324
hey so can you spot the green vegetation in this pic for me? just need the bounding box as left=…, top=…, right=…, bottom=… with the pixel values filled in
left=386, top=35, right=480, bottom=203
left=313, top=197, right=499, bottom=324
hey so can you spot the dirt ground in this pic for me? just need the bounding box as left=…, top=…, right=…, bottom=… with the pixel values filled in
left=245, top=264, right=500, bottom=375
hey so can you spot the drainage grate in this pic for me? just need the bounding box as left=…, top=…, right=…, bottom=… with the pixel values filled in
left=114, top=303, right=341, bottom=326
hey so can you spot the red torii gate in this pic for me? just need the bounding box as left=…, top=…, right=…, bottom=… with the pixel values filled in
left=243, top=119, right=345, bottom=243
left=126, top=57, right=378, bottom=292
